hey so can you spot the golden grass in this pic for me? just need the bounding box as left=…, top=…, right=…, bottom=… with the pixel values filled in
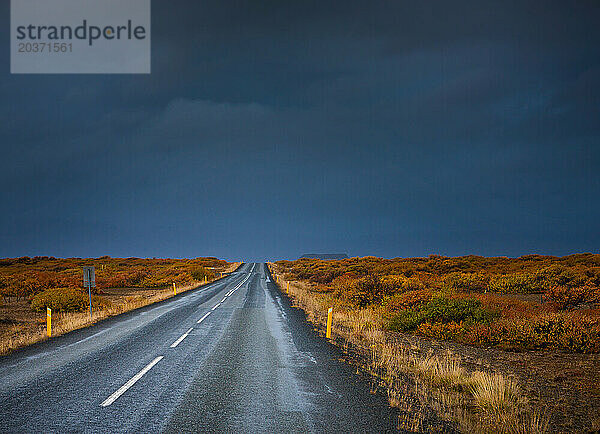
left=0, top=265, right=241, bottom=356
left=270, top=263, right=550, bottom=434
left=468, top=371, right=524, bottom=412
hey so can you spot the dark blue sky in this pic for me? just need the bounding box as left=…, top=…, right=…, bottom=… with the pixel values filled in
left=1, top=1, right=599, bottom=261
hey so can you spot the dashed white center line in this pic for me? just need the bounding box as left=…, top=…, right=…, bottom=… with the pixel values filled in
left=99, top=266, right=260, bottom=409
left=197, top=312, right=211, bottom=324
left=100, top=356, right=164, bottom=407
left=170, top=328, right=193, bottom=348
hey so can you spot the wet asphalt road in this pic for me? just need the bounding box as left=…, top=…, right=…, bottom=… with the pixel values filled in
left=0, top=263, right=403, bottom=433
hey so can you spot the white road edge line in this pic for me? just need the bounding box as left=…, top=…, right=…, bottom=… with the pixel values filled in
left=100, top=356, right=164, bottom=407
left=170, top=328, right=194, bottom=348
left=220, top=297, right=227, bottom=303
left=197, top=312, right=211, bottom=324
left=212, top=303, right=221, bottom=310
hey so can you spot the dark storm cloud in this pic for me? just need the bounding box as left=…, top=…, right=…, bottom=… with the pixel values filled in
left=1, top=0, right=599, bottom=260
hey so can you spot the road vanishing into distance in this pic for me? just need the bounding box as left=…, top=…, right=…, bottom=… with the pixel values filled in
left=0, top=263, right=402, bottom=433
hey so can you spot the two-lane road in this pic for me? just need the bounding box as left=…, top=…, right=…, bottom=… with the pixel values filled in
left=0, top=263, right=402, bottom=433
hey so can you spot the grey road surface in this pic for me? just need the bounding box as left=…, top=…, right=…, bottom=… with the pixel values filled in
left=0, top=263, right=403, bottom=433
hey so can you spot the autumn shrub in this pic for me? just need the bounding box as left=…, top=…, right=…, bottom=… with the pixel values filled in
left=380, top=275, right=425, bottom=293
left=386, top=289, right=433, bottom=311
left=424, top=296, right=498, bottom=324
left=334, top=274, right=393, bottom=308
left=379, top=275, right=405, bottom=293
left=402, top=276, right=425, bottom=291
left=458, top=313, right=600, bottom=352
left=387, top=296, right=498, bottom=332
left=331, top=273, right=358, bottom=294
left=31, top=288, right=109, bottom=313
left=189, top=266, right=215, bottom=281
left=97, top=269, right=151, bottom=288
left=124, top=269, right=149, bottom=286
left=487, top=266, right=592, bottom=295
left=443, top=272, right=489, bottom=293
left=416, top=321, right=465, bottom=341
left=527, top=314, right=596, bottom=352
left=545, top=284, right=599, bottom=310
left=0, top=276, right=9, bottom=302
left=536, top=264, right=588, bottom=288
left=488, top=273, right=541, bottom=294
left=388, top=309, right=427, bottom=331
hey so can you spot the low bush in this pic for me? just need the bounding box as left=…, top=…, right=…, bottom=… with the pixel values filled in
left=460, top=313, right=600, bottom=353
left=387, top=296, right=498, bottom=332
left=380, top=275, right=425, bottom=293
left=31, top=288, right=109, bottom=313
left=388, top=309, right=426, bottom=331
left=386, top=289, right=433, bottom=311
left=425, top=296, right=498, bottom=324
left=416, top=321, right=465, bottom=341
left=545, top=284, right=599, bottom=310
left=189, top=266, right=215, bottom=281
left=488, top=273, right=541, bottom=294
left=334, top=274, right=393, bottom=308
left=402, top=276, right=425, bottom=291
left=443, top=272, right=489, bottom=293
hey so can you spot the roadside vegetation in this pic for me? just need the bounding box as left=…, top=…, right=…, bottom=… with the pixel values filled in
left=0, top=256, right=238, bottom=355
left=273, top=254, right=600, bottom=432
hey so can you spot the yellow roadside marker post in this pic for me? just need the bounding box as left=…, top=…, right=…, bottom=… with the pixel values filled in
left=326, top=307, right=333, bottom=339
left=173, top=282, right=176, bottom=296
left=286, top=281, right=290, bottom=294
left=46, top=307, right=51, bottom=337
left=205, top=275, right=207, bottom=283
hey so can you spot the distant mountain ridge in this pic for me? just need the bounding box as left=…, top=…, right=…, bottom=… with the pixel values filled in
left=300, top=253, right=349, bottom=260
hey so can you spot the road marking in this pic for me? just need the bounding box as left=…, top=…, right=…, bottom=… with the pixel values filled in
left=100, top=356, right=163, bottom=407
left=197, top=312, right=211, bottom=324
left=65, top=328, right=109, bottom=348
left=170, top=328, right=194, bottom=348
left=208, top=269, right=251, bottom=313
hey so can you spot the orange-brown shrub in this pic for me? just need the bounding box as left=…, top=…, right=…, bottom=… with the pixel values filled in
left=333, top=274, right=393, bottom=307
left=443, top=272, right=489, bottom=293
left=31, top=288, right=110, bottom=313
left=385, top=289, right=433, bottom=311
left=545, top=284, right=599, bottom=310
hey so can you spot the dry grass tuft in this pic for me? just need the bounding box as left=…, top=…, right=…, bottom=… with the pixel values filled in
left=468, top=371, right=524, bottom=412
